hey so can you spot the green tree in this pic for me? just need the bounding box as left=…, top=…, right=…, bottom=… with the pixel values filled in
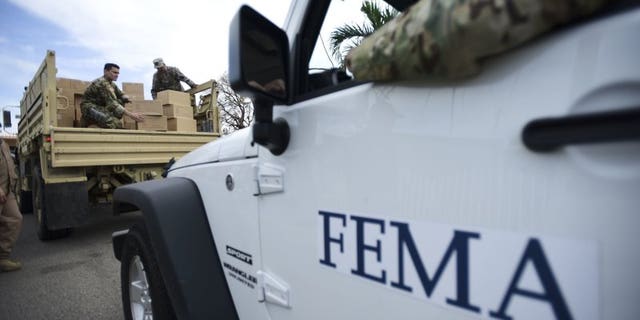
left=329, top=0, right=399, bottom=68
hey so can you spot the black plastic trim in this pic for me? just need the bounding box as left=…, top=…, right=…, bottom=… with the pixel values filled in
left=522, top=107, right=640, bottom=152
left=293, top=79, right=367, bottom=104
left=292, top=0, right=331, bottom=97
left=113, top=178, right=239, bottom=320
left=112, top=229, right=128, bottom=261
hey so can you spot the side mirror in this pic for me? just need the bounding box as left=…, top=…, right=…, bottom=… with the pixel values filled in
left=229, top=5, right=289, bottom=103
left=229, top=5, right=291, bottom=156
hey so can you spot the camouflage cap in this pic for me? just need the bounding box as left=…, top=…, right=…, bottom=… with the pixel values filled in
left=153, top=58, right=165, bottom=69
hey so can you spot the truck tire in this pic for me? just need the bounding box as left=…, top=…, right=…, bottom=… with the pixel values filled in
left=32, top=165, right=72, bottom=241
left=18, top=190, right=33, bottom=214
left=121, top=222, right=176, bottom=320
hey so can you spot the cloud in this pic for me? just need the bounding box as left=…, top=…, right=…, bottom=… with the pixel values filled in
left=8, top=0, right=290, bottom=88
left=0, top=53, right=39, bottom=79
left=0, top=0, right=295, bottom=108
left=0, top=53, right=40, bottom=106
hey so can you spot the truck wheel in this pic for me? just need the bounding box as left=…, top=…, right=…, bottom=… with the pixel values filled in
left=18, top=190, right=33, bottom=214
left=32, top=166, right=72, bottom=241
left=121, top=223, right=175, bottom=320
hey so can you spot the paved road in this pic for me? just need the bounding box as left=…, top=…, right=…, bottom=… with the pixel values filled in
left=0, top=207, right=141, bottom=320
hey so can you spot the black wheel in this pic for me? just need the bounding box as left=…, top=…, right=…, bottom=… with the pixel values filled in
left=32, top=165, right=72, bottom=241
left=121, top=223, right=175, bottom=320
left=18, top=190, right=33, bottom=214
left=14, top=152, right=32, bottom=214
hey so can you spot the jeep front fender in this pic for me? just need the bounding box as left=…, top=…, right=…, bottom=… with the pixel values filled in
left=113, top=177, right=238, bottom=320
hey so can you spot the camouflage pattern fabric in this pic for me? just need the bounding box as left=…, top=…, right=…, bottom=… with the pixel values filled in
left=151, top=66, right=197, bottom=99
left=81, top=77, right=127, bottom=129
left=346, top=0, right=614, bottom=81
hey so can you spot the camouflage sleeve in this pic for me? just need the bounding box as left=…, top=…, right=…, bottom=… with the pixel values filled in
left=173, top=68, right=197, bottom=87
left=114, top=84, right=126, bottom=104
left=102, top=81, right=125, bottom=118
left=151, top=73, right=159, bottom=99
left=346, top=0, right=613, bottom=82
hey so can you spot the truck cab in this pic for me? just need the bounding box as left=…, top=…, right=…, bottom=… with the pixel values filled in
left=112, top=1, right=640, bottom=319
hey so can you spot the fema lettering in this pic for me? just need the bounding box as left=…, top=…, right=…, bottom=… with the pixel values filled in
left=318, top=211, right=573, bottom=319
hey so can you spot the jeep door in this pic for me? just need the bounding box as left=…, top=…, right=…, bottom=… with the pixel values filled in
left=240, top=1, right=640, bottom=319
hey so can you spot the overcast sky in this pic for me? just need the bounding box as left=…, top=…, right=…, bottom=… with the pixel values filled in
left=0, top=0, right=295, bottom=108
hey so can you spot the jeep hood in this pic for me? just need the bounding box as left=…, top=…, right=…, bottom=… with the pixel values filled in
left=169, top=127, right=257, bottom=171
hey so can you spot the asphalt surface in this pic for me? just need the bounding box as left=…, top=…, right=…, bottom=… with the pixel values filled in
left=0, top=206, right=141, bottom=320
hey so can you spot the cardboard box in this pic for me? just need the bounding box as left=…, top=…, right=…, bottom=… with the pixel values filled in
left=122, top=119, right=136, bottom=130
left=57, top=78, right=90, bottom=92
left=122, top=114, right=135, bottom=129
left=156, top=90, right=191, bottom=106
left=163, top=104, right=193, bottom=118
left=56, top=93, right=82, bottom=127
left=74, top=95, right=84, bottom=127
left=72, top=80, right=90, bottom=91
left=56, top=78, right=73, bottom=89
left=126, top=100, right=163, bottom=115
left=126, top=93, right=145, bottom=101
left=136, top=114, right=167, bottom=131
left=167, top=117, right=197, bottom=132
left=56, top=100, right=74, bottom=127
left=123, top=82, right=145, bottom=100
left=55, top=77, right=88, bottom=127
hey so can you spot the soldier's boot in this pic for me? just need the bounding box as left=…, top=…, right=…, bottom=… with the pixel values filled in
left=0, top=259, right=22, bottom=272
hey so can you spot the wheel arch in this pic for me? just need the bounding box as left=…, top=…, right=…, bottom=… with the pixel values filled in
left=113, top=177, right=239, bottom=320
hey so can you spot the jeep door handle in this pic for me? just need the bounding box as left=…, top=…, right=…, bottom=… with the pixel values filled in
left=522, top=107, right=640, bottom=152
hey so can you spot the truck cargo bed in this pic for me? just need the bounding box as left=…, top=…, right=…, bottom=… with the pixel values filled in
left=50, top=127, right=216, bottom=167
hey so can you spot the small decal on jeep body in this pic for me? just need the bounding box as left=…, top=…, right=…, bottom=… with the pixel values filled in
left=223, top=262, right=257, bottom=289
left=227, top=245, right=253, bottom=265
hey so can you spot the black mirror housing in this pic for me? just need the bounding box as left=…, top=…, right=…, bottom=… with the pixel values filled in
left=229, top=5, right=290, bottom=104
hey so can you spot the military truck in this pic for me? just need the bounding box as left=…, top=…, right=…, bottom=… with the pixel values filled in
left=18, top=50, right=221, bottom=240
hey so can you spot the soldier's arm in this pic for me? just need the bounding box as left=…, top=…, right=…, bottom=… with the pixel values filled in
left=175, top=68, right=197, bottom=88
left=114, top=84, right=130, bottom=104
left=101, top=82, right=126, bottom=118
left=151, top=74, right=159, bottom=99
left=346, top=0, right=611, bottom=81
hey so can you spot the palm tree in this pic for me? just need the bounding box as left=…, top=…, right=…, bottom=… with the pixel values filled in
left=329, top=0, right=399, bottom=68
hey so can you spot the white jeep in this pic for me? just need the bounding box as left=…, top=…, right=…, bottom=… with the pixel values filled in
left=112, top=1, right=640, bottom=319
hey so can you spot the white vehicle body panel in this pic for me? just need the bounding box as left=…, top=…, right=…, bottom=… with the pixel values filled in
left=169, top=6, right=640, bottom=320
left=172, top=155, right=267, bottom=319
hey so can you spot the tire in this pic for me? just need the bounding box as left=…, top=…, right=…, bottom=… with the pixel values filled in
left=18, top=190, right=33, bottom=214
left=32, top=165, right=72, bottom=241
left=121, top=223, right=176, bottom=320
left=14, top=152, right=33, bottom=214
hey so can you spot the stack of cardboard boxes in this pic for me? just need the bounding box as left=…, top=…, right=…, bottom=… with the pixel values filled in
left=157, top=90, right=197, bottom=132
left=56, top=78, right=90, bottom=127
left=123, top=100, right=167, bottom=131
left=122, top=82, right=167, bottom=131
left=55, top=79, right=197, bottom=132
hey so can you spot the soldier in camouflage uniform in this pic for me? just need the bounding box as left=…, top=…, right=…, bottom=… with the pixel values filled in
left=346, top=0, right=613, bottom=82
left=81, top=63, right=145, bottom=129
left=151, top=58, right=198, bottom=99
